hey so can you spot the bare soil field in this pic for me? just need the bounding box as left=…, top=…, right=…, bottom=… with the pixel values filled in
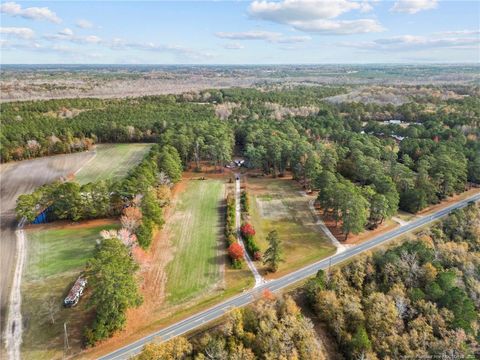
left=0, top=151, right=94, bottom=347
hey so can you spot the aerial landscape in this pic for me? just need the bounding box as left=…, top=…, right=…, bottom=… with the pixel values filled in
left=0, top=1, right=479, bottom=360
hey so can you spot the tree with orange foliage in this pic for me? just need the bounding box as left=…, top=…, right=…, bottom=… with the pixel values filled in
left=228, top=242, right=244, bottom=261
left=120, top=206, right=143, bottom=232
left=262, top=288, right=275, bottom=301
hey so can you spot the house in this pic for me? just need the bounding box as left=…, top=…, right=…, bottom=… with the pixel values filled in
left=64, top=276, right=87, bottom=307
left=383, top=119, right=403, bottom=125
left=391, top=134, right=405, bottom=142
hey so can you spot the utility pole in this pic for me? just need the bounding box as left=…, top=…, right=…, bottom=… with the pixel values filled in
left=63, top=322, right=70, bottom=359
left=327, top=257, right=332, bottom=281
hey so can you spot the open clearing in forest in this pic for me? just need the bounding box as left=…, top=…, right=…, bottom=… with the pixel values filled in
left=21, top=220, right=119, bottom=360
left=165, top=179, right=224, bottom=303
left=74, top=143, right=152, bottom=184
left=247, top=176, right=336, bottom=277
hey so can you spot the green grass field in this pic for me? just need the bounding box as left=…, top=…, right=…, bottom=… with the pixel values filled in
left=165, top=179, right=224, bottom=303
left=21, top=222, right=119, bottom=359
left=74, top=143, right=152, bottom=184
left=247, top=177, right=336, bottom=276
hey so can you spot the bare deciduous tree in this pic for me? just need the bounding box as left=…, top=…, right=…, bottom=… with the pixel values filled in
left=43, top=296, right=60, bottom=325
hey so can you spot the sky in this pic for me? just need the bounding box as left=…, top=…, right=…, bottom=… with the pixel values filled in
left=0, top=0, right=479, bottom=64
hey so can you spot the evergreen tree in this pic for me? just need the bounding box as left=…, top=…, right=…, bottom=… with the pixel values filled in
left=85, top=238, right=142, bottom=345
left=263, top=230, right=284, bottom=272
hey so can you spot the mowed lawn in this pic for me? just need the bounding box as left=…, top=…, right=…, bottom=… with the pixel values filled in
left=21, top=222, right=119, bottom=360
left=75, top=143, right=152, bottom=184
left=247, top=177, right=336, bottom=276
left=165, top=179, right=224, bottom=303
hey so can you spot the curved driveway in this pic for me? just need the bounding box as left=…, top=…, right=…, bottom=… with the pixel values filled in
left=100, top=193, right=480, bottom=360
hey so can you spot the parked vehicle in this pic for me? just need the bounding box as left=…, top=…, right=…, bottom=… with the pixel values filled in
left=64, top=276, right=87, bottom=307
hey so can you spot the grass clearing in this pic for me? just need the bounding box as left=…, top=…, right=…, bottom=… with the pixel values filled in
left=21, top=221, right=119, bottom=360
left=74, top=143, right=152, bottom=184
left=247, top=176, right=336, bottom=277
left=165, top=179, right=224, bottom=303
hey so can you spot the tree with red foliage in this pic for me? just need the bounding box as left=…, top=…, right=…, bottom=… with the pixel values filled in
left=240, top=223, right=256, bottom=238
left=228, top=242, right=244, bottom=261
left=262, top=288, right=275, bottom=301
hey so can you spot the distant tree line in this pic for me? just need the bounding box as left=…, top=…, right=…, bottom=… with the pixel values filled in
left=0, top=95, right=223, bottom=163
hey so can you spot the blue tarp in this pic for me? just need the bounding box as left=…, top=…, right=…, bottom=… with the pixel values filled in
left=32, top=207, right=52, bottom=224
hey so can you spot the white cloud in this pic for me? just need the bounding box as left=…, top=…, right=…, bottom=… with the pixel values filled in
left=223, top=42, right=245, bottom=50
left=0, top=26, right=35, bottom=39
left=84, top=35, right=102, bottom=44
left=250, top=0, right=359, bottom=21
left=1, top=41, right=106, bottom=63
left=0, top=2, right=61, bottom=23
left=248, top=0, right=383, bottom=34
left=215, top=30, right=310, bottom=43
left=44, top=28, right=102, bottom=44
left=289, top=19, right=384, bottom=34
left=391, top=0, right=438, bottom=14
left=76, top=19, right=94, bottom=29
left=340, top=33, right=479, bottom=51
left=359, top=1, right=374, bottom=13
left=216, top=30, right=279, bottom=41
left=108, top=39, right=212, bottom=60
left=435, top=29, right=480, bottom=36
left=58, top=28, right=74, bottom=37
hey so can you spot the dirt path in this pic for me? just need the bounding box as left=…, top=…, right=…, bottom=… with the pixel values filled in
left=5, top=221, right=26, bottom=360
left=235, top=174, right=264, bottom=287
left=307, top=198, right=347, bottom=254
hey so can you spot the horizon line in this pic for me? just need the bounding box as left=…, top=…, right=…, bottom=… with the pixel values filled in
left=1, top=62, right=479, bottom=67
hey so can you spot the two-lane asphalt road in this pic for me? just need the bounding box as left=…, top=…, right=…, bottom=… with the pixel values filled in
left=100, top=192, right=480, bottom=360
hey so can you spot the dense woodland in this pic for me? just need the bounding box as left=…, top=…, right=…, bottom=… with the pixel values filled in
left=10, top=85, right=480, bottom=235
left=136, top=294, right=323, bottom=360
left=305, top=204, right=480, bottom=359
